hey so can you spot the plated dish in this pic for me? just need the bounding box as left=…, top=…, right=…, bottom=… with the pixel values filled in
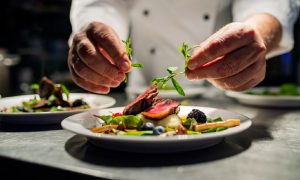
left=226, top=84, right=300, bottom=107
left=1, top=77, right=90, bottom=113
left=62, top=85, right=251, bottom=152
left=0, top=77, right=116, bottom=124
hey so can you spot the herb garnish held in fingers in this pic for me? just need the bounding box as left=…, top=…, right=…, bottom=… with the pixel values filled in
left=151, top=42, right=200, bottom=96
left=122, top=38, right=143, bottom=83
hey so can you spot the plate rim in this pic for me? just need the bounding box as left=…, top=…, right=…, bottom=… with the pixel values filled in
left=61, top=106, right=252, bottom=142
left=0, top=93, right=116, bottom=116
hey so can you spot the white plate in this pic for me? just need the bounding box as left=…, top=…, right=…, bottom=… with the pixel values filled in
left=61, top=106, right=251, bottom=153
left=0, top=93, right=115, bottom=125
left=126, top=86, right=207, bottom=99
left=225, top=87, right=300, bottom=107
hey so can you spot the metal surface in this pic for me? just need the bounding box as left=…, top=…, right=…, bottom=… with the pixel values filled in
left=0, top=91, right=300, bottom=180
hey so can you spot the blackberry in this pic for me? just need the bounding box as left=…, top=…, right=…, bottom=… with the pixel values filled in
left=187, top=109, right=207, bottom=123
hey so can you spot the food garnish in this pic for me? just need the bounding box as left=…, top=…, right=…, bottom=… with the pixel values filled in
left=151, top=43, right=200, bottom=96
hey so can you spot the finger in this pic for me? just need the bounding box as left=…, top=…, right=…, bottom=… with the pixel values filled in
left=188, top=23, right=256, bottom=70
left=73, top=34, right=126, bottom=82
left=208, top=59, right=266, bottom=91
left=187, top=42, right=266, bottom=79
left=71, top=54, right=120, bottom=88
left=68, top=55, right=110, bottom=94
left=86, top=22, right=131, bottom=72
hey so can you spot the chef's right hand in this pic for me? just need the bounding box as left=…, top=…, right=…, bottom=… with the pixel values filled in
left=68, top=22, right=131, bottom=94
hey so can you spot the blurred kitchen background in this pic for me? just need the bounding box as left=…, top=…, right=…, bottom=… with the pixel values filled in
left=0, top=0, right=299, bottom=97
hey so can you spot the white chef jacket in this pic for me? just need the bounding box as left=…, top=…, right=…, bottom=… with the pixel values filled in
left=70, top=0, right=299, bottom=89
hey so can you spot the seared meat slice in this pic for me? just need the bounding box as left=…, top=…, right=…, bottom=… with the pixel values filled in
left=141, top=98, right=180, bottom=120
left=39, top=77, right=55, bottom=99
left=123, top=85, right=158, bottom=115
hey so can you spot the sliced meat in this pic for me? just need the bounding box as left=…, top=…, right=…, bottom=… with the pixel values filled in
left=39, top=77, right=55, bottom=99
left=141, top=99, right=180, bottom=120
left=123, top=85, right=158, bottom=115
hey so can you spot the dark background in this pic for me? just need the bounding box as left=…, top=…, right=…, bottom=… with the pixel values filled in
left=0, top=0, right=299, bottom=97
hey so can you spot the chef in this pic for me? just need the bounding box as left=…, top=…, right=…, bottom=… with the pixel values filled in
left=67, top=0, right=299, bottom=94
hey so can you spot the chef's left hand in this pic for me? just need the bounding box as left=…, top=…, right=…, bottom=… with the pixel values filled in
left=186, top=14, right=282, bottom=91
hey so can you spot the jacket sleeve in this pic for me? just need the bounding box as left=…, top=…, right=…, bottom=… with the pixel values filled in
left=69, top=0, right=133, bottom=46
left=233, top=0, right=299, bottom=58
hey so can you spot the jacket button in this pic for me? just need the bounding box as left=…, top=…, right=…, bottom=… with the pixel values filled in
left=143, top=9, right=149, bottom=16
left=203, top=14, right=210, bottom=21
left=150, top=48, right=156, bottom=55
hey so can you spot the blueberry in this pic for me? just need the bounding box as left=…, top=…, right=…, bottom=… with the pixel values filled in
left=140, top=122, right=155, bottom=130
left=153, top=126, right=165, bottom=135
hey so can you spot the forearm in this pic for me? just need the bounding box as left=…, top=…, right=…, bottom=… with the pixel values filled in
left=244, top=13, right=282, bottom=53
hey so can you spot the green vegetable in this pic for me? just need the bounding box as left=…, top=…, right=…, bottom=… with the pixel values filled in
left=122, top=130, right=153, bottom=136
left=182, top=118, right=197, bottom=130
left=99, top=115, right=143, bottom=129
left=279, top=83, right=299, bottom=96
left=245, top=83, right=299, bottom=96
left=202, top=127, right=227, bottom=133
left=207, top=117, right=223, bottom=123
left=12, top=106, right=21, bottom=112
left=187, top=130, right=201, bottom=135
left=123, top=115, right=143, bottom=129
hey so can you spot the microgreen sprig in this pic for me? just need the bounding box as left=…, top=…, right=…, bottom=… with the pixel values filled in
left=151, top=42, right=200, bottom=96
left=122, top=38, right=143, bottom=83
left=122, top=38, right=143, bottom=68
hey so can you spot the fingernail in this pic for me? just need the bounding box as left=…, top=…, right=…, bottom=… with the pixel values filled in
left=115, top=72, right=125, bottom=81
left=120, top=61, right=130, bottom=72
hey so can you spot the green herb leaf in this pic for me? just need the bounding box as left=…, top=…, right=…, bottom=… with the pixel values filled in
left=131, top=63, right=143, bottom=68
left=151, top=77, right=165, bottom=85
left=167, top=66, right=178, bottom=74
left=98, top=115, right=113, bottom=124
left=122, top=38, right=132, bottom=60
left=171, top=78, right=185, bottom=96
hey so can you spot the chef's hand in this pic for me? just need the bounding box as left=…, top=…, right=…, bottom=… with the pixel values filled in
left=68, top=22, right=131, bottom=94
left=187, top=13, right=282, bottom=91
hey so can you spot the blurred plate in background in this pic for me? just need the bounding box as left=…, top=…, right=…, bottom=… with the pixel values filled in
left=0, top=93, right=115, bottom=125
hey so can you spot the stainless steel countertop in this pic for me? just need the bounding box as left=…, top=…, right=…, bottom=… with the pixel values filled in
left=0, top=92, right=300, bottom=180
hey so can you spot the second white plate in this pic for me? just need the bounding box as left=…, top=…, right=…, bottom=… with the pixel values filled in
left=0, top=93, right=116, bottom=125
left=225, top=87, right=300, bottom=107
